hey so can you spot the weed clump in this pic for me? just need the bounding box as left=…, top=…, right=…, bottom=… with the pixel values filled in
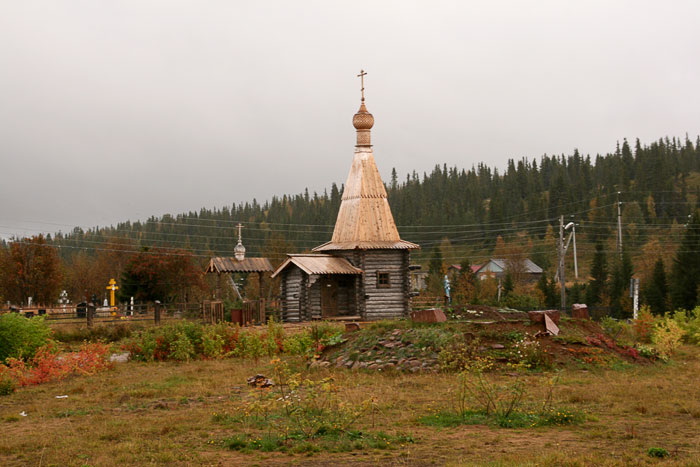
left=420, top=370, right=582, bottom=429
left=215, top=358, right=412, bottom=453
left=647, top=447, right=669, bottom=458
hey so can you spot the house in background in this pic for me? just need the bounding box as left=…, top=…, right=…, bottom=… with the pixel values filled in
left=272, top=77, right=419, bottom=321
left=473, top=258, right=543, bottom=283
left=448, top=263, right=482, bottom=276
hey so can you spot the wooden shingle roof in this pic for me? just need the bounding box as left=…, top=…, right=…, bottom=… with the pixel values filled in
left=312, top=148, right=418, bottom=252
left=271, top=254, right=363, bottom=278
left=206, top=257, right=274, bottom=274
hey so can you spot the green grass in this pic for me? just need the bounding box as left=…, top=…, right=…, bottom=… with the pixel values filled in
left=419, top=410, right=488, bottom=427
left=221, top=429, right=414, bottom=453
left=419, top=408, right=583, bottom=429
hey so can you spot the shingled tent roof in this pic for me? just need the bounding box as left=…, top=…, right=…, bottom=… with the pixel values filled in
left=312, top=96, right=418, bottom=252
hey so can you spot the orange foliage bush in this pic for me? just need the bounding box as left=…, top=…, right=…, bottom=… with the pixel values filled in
left=633, top=306, right=656, bottom=342
left=0, top=342, right=113, bottom=387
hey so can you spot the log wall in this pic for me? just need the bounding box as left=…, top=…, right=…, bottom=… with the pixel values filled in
left=336, top=249, right=411, bottom=320
left=281, top=268, right=302, bottom=321
left=308, top=276, right=322, bottom=319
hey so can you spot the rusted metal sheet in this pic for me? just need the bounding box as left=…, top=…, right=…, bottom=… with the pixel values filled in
left=206, top=257, right=274, bottom=274
left=544, top=313, right=560, bottom=336
left=271, top=254, right=363, bottom=278
left=410, top=308, right=447, bottom=323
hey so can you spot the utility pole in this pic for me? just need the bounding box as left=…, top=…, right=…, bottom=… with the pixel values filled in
left=616, top=191, right=623, bottom=258
left=572, top=223, right=578, bottom=279
left=559, top=215, right=566, bottom=311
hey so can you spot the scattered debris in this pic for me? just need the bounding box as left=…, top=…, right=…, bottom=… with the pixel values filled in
left=247, top=374, right=274, bottom=388
left=152, top=400, right=171, bottom=410
left=19, top=411, right=27, bottom=417
left=55, top=395, right=68, bottom=399
left=109, top=352, right=130, bottom=363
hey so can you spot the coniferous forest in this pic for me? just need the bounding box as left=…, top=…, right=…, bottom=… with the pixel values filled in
left=2, top=135, right=700, bottom=314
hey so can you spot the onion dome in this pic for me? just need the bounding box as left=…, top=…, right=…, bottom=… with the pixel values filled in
left=234, top=240, right=245, bottom=261
left=353, top=102, right=374, bottom=130
left=353, top=101, right=374, bottom=147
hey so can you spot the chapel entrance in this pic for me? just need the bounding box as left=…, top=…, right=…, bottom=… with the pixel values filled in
left=321, top=275, right=355, bottom=318
left=321, top=277, right=339, bottom=317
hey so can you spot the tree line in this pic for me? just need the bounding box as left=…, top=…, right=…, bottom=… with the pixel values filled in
left=1, top=134, right=699, bottom=313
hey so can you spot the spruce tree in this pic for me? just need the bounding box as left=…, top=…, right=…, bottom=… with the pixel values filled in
left=502, top=272, right=514, bottom=296
left=645, top=258, right=668, bottom=315
left=586, top=242, right=607, bottom=307
left=670, top=213, right=700, bottom=310
left=609, top=249, right=634, bottom=317
left=427, top=246, right=445, bottom=296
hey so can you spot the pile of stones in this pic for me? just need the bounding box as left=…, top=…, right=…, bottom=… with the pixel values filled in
left=311, top=328, right=441, bottom=373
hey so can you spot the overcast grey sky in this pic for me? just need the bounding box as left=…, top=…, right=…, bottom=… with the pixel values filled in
left=1, top=1, right=698, bottom=238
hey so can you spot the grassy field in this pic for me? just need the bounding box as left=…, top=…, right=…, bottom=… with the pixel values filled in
left=1, top=343, right=699, bottom=466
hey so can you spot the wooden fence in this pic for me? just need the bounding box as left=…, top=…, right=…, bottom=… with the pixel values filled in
left=410, top=295, right=446, bottom=311
left=202, top=301, right=225, bottom=324
left=1, top=302, right=215, bottom=328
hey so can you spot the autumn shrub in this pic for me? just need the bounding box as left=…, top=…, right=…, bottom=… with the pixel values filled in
left=261, top=319, right=285, bottom=357
left=233, top=331, right=265, bottom=358
left=0, top=313, right=54, bottom=362
left=202, top=325, right=226, bottom=358
left=124, top=321, right=204, bottom=361
left=0, top=373, right=15, bottom=395
left=651, top=317, right=685, bottom=359
left=600, top=316, right=623, bottom=336
left=282, top=332, right=315, bottom=356
left=671, top=306, right=700, bottom=344
left=170, top=331, right=196, bottom=361
left=0, top=342, right=112, bottom=389
left=633, top=306, right=656, bottom=342
left=124, top=321, right=343, bottom=362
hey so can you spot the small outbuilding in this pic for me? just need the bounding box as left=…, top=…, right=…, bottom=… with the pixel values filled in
left=206, top=224, right=274, bottom=300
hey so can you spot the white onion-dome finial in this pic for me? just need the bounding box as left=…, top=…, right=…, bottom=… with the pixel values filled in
left=234, top=223, right=246, bottom=261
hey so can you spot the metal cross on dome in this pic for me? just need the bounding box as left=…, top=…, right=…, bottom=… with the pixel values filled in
left=357, top=69, right=367, bottom=102
left=236, top=222, right=244, bottom=243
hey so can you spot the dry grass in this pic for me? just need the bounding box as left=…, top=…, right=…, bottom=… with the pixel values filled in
left=1, top=346, right=699, bottom=466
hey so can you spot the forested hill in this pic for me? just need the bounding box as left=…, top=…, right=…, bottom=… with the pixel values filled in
left=48, top=135, right=700, bottom=268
